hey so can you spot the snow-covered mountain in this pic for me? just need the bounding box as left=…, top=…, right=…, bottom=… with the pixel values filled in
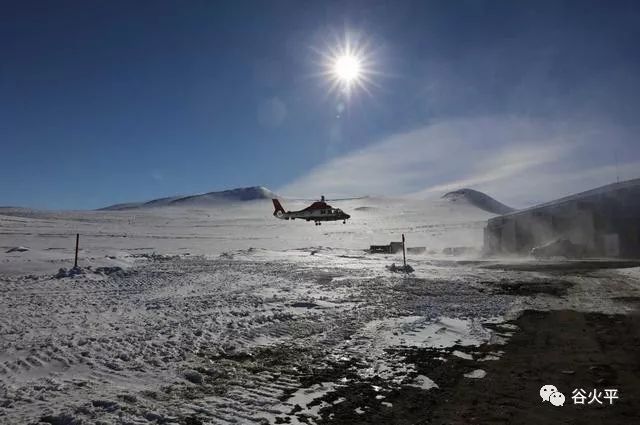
left=100, top=186, right=278, bottom=210
left=442, top=188, right=515, bottom=215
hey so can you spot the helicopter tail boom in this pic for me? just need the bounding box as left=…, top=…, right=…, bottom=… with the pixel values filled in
left=272, top=199, right=285, bottom=217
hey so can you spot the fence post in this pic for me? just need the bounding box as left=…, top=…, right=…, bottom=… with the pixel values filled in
left=74, top=233, right=79, bottom=269
left=402, top=233, right=406, bottom=268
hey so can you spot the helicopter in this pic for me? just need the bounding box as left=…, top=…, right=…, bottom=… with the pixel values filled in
left=272, top=196, right=351, bottom=225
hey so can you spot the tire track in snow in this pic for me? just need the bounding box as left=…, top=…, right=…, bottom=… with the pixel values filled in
left=1, top=254, right=511, bottom=424
left=1, top=257, right=355, bottom=423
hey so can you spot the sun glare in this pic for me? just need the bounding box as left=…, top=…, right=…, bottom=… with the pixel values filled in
left=319, top=32, right=375, bottom=97
left=333, top=54, right=361, bottom=83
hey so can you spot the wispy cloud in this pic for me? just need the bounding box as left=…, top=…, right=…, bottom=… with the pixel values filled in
left=279, top=116, right=638, bottom=207
left=416, top=142, right=574, bottom=196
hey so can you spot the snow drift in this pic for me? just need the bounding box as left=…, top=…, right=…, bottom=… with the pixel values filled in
left=100, top=186, right=278, bottom=210
left=442, top=188, right=515, bottom=215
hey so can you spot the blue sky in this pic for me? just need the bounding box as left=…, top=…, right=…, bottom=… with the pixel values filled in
left=2, top=0, right=639, bottom=209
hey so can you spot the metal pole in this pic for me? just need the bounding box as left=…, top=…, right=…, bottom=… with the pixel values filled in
left=74, top=233, right=79, bottom=269
left=402, top=233, right=406, bottom=268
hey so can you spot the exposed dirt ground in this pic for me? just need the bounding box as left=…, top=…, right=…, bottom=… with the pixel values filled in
left=429, top=310, right=640, bottom=424
left=303, top=310, right=640, bottom=425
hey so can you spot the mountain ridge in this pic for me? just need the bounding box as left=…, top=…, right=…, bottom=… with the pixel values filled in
left=442, top=188, right=515, bottom=215
left=100, top=186, right=278, bottom=211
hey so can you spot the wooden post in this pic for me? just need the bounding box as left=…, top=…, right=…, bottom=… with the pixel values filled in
left=74, top=233, right=79, bottom=269
left=402, top=233, right=407, bottom=268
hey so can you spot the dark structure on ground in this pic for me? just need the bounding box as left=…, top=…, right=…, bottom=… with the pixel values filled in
left=370, top=242, right=425, bottom=254
left=370, top=242, right=404, bottom=254
left=484, top=178, right=640, bottom=258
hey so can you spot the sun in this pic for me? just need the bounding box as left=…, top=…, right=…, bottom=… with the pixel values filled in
left=333, top=54, right=362, bottom=83
left=319, top=32, right=375, bottom=97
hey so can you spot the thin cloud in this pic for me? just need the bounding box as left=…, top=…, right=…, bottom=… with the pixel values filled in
left=279, top=116, right=637, bottom=207
left=415, top=142, right=576, bottom=196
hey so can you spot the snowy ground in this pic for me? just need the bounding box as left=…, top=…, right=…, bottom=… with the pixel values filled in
left=1, top=199, right=639, bottom=424
left=0, top=198, right=490, bottom=276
